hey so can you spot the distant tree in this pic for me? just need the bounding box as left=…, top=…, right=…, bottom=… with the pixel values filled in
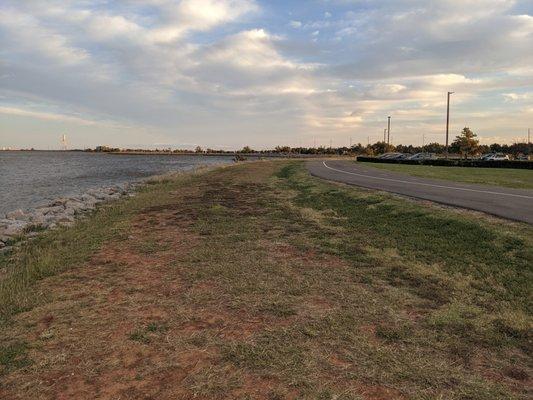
left=195, top=146, right=203, bottom=153
left=452, top=127, right=480, bottom=159
left=240, top=146, right=253, bottom=153
left=275, top=146, right=291, bottom=153
left=350, top=143, right=364, bottom=154
left=371, top=141, right=395, bottom=155
left=422, top=142, right=446, bottom=154
left=509, top=142, right=531, bottom=156
left=477, top=144, right=490, bottom=155
left=363, top=145, right=375, bottom=156
left=489, top=143, right=502, bottom=153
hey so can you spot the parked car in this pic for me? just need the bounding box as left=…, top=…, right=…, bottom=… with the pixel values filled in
left=480, top=152, right=495, bottom=160
left=377, top=152, right=403, bottom=159
left=516, top=154, right=530, bottom=161
left=485, top=153, right=509, bottom=161
left=407, top=152, right=438, bottom=160
left=388, top=153, right=409, bottom=160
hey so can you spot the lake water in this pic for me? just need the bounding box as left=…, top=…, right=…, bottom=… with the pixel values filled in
left=0, top=151, right=233, bottom=216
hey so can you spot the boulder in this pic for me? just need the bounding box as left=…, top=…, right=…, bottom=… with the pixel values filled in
left=6, top=209, right=26, bottom=220
left=49, top=198, right=69, bottom=207
left=56, top=215, right=75, bottom=224
left=1, top=221, right=28, bottom=237
left=39, top=205, right=65, bottom=215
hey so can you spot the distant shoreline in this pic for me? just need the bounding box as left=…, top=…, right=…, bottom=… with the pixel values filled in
left=0, top=150, right=340, bottom=158
left=106, top=151, right=333, bottom=158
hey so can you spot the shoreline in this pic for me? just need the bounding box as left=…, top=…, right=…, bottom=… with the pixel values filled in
left=1, top=150, right=352, bottom=158
left=0, top=182, right=137, bottom=254
left=0, top=163, right=225, bottom=254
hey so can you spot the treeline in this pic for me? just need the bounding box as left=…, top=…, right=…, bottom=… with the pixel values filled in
left=88, top=128, right=531, bottom=157
left=88, top=142, right=531, bottom=157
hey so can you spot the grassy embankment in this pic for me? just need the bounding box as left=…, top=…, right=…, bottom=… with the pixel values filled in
left=1, top=161, right=532, bottom=399
left=362, top=162, right=533, bottom=189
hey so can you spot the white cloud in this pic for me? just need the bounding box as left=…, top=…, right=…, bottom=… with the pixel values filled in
left=503, top=92, right=532, bottom=102
left=0, top=106, right=122, bottom=127
left=147, top=0, right=258, bottom=42
left=0, top=9, right=89, bottom=66
left=0, top=0, right=531, bottom=148
left=289, top=20, right=302, bottom=28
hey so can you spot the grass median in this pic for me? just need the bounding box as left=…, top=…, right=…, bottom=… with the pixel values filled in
left=1, top=161, right=532, bottom=399
left=361, top=162, right=533, bottom=189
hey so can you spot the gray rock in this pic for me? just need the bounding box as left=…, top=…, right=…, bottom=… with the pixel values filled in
left=39, top=205, right=65, bottom=215
left=6, top=209, right=26, bottom=220
left=56, top=215, right=75, bottom=224
left=29, top=214, right=47, bottom=226
left=2, top=221, right=28, bottom=237
left=1, top=179, right=137, bottom=245
left=49, top=198, right=69, bottom=207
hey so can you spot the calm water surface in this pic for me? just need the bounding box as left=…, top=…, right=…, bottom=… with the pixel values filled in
left=0, top=151, right=233, bottom=215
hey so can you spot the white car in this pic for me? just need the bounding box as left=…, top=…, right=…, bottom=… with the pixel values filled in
left=377, top=152, right=402, bottom=159
left=480, top=153, right=495, bottom=160
left=485, top=153, right=509, bottom=161
left=408, top=152, right=438, bottom=160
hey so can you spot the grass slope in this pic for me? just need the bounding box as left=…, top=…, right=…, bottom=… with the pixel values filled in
left=362, top=162, right=533, bottom=189
left=1, top=161, right=531, bottom=399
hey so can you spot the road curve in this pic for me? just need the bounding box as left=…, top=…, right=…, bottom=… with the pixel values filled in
left=307, top=160, right=533, bottom=224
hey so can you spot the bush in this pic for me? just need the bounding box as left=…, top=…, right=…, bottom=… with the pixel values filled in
left=356, top=156, right=533, bottom=169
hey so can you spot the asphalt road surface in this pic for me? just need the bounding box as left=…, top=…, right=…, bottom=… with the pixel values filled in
left=307, top=160, right=533, bottom=224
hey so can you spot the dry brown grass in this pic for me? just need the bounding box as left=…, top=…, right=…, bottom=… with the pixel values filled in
left=0, top=161, right=531, bottom=400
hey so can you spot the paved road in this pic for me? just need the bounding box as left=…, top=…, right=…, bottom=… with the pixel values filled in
left=307, top=160, right=533, bottom=224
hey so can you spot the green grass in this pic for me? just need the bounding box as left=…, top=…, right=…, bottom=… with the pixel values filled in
left=0, top=161, right=531, bottom=399
left=362, top=162, right=533, bottom=189
left=0, top=342, right=31, bottom=376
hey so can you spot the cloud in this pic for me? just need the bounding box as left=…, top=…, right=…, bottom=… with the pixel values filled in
left=0, top=105, right=123, bottom=128
left=0, top=0, right=531, bottom=148
left=0, top=8, right=89, bottom=66
left=289, top=20, right=302, bottom=28
left=146, top=0, right=258, bottom=43
left=503, top=92, right=532, bottom=102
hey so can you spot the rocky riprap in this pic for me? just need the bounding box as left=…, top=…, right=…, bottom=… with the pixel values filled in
left=0, top=183, right=137, bottom=254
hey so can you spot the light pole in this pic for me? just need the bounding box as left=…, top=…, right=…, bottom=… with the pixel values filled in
left=445, top=91, right=454, bottom=158
left=387, top=116, right=391, bottom=146
left=384, top=129, right=387, bottom=142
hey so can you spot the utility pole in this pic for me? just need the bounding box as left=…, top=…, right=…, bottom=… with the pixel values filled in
left=528, top=128, right=530, bottom=144
left=387, top=116, right=391, bottom=146
left=383, top=129, right=387, bottom=143
left=445, top=91, right=454, bottom=158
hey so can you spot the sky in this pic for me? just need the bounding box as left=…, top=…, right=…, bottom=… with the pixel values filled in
left=0, top=0, right=532, bottom=150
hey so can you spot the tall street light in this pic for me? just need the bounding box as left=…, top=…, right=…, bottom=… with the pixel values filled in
left=445, top=91, right=454, bottom=158
left=387, top=116, right=391, bottom=146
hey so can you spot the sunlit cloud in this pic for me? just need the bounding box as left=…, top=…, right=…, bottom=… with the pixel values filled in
left=0, top=0, right=531, bottom=149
